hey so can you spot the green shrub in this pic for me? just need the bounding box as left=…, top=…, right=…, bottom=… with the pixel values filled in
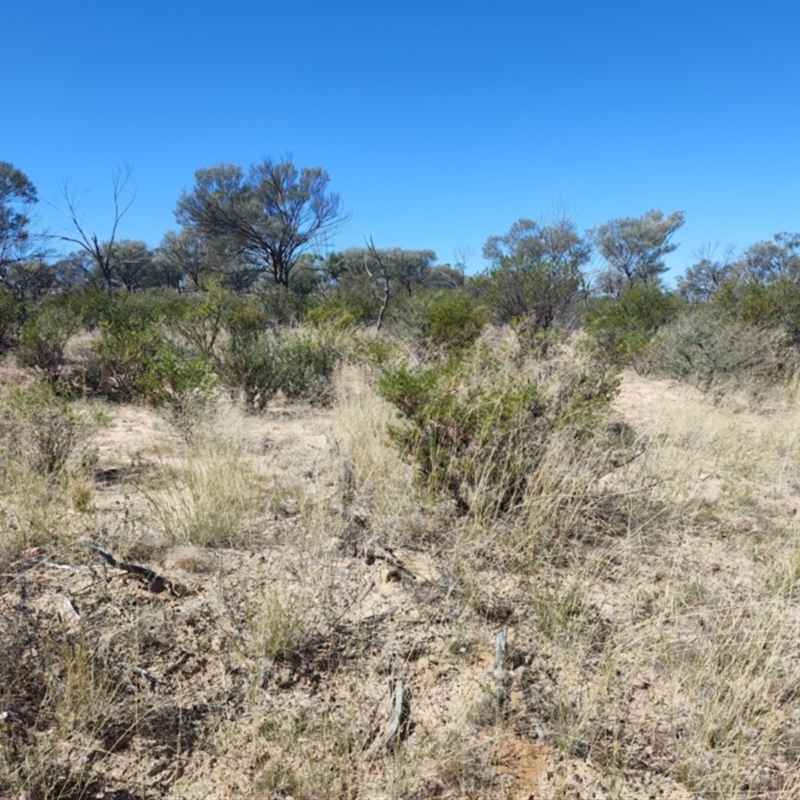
left=0, top=288, right=24, bottom=351
left=713, top=275, right=800, bottom=343
left=306, top=276, right=387, bottom=329
left=17, top=301, right=83, bottom=383
left=474, top=255, right=583, bottom=330
left=258, top=284, right=315, bottom=326
left=170, top=283, right=234, bottom=361
left=378, top=342, right=618, bottom=516
left=418, top=289, right=488, bottom=352
left=222, top=328, right=341, bottom=411
left=350, top=333, right=397, bottom=370
left=276, top=333, right=340, bottom=404
left=303, top=297, right=361, bottom=330
left=82, top=290, right=213, bottom=405
left=585, top=282, right=682, bottom=365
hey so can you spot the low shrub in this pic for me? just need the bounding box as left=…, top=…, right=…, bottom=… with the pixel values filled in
left=644, top=307, right=798, bottom=392
left=0, top=381, right=97, bottom=477
left=303, top=297, right=361, bottom=330
left=585, top=282, right=682, bottom=365
left=378, top=338, right=619, bottom=516
left=222, top=328, right=341, bottom=411
left=17, top=300, right=83, bottom=383
left=0, top=288, right=24, bottom=351
left=81, top=290, right=213, bottom=406
left=418, top=289, right=488, bottom=353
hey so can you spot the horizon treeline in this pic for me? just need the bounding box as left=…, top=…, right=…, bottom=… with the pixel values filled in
left=2, top=156, right=800, bottom=388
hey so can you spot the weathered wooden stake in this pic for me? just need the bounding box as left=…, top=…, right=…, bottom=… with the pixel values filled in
left=493, top=628, right=512, bottom=711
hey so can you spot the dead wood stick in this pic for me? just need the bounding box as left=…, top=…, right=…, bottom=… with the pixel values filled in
left=384, top=677, right=411, bottom=749
left=493, top=628, right=512, bottom=710
left=163, top=650, right=192, bottom=677
left=88, top=544, right=178, bottom=596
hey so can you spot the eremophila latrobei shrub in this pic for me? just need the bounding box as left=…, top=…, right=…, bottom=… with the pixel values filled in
left=16, top=299, right=83, bottom=384
left=222, top=324, right=341, bottom=411
left=378, top=331, right=619, bottom=517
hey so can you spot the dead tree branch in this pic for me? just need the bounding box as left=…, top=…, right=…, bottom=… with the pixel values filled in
left=364, top=236, right=391, bottom=331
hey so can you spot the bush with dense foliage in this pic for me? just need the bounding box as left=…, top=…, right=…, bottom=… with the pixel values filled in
left=221, top=303, right=341, bottom=410
left=378, top=335, right=619, bottom=516
left=17, top=299, right=83, bottom=383
left=417, top=289, right=488, bottom=353
left=0, top=288, right=24, bottom=352
left=80, top=290, right=212, bottom=406
left=584, top=281, right=682, bottom=365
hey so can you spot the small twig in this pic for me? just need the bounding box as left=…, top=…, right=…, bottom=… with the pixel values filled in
left=164, top=650, right=192, bottom=677
left=131, top=665, right=166, bottom=686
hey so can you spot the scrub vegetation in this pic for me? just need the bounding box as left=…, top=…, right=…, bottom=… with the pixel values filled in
left=3, top=157, right=800, bottom=798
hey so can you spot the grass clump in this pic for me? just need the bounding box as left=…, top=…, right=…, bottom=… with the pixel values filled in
left=144, top=402, right=266, bottom=548
left=0, top=382, right=102, bottom=556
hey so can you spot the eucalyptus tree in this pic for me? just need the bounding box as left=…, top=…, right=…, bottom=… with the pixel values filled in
left=479, top=217, right=591, bottom=328
left=321, top=246, right=437, bottom=292
left=678, top=245, right=735, bottom=303
left=0, top=161, right=41, bottom=292
left=593, top=209, right=685, bottom=295
left=175, top=157, right=346, bottom=290
left=158, top=229, right=207, bottom=290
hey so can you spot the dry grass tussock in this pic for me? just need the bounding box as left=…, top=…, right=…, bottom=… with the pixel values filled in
left=5, top=336, right=800, bottom=798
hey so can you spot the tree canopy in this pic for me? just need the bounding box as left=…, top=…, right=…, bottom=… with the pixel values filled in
left=593, top=209, right=685, bottom=294
left=0, top=161, right=39, bottom=291
left=479, top=218, right=591, bottom=328
left=175, top=157, right=346, bottom=289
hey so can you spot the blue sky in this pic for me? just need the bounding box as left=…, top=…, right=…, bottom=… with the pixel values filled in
left=3, top=1, right=799, bottom=282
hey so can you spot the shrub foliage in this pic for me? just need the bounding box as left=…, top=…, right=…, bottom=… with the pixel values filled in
left=378, top=336, right=619, bottom=516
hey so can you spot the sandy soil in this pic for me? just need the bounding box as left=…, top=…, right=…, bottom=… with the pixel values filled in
left=2, top=367, right=794, bottom=799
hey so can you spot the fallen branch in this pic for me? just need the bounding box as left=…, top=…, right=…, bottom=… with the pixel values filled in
left=88, top=544, right=179, bottom=596
left=362, top=539, right=417, bottom=581
left=384, top=677, right=412, bottom=749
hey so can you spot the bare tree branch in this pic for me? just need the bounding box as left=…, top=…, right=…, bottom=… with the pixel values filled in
left=55, top=164, right=136, bottom=288
left=364, top=237, right=391, bottom=331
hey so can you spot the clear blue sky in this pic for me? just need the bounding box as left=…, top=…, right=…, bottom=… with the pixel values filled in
left=3, top=1, right=799, bottom=282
